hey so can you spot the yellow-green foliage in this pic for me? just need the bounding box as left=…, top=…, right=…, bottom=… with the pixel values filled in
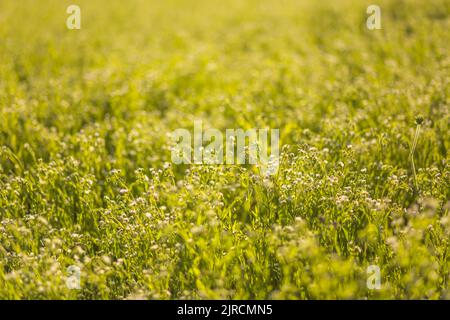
left=0, top=0, right=449, bottom=299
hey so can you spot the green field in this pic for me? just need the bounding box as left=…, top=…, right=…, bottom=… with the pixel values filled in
left=0, top=0, right=449, bottom=299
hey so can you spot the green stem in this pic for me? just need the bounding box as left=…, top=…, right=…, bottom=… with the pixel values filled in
left=409, top=125, right=421, bottom=193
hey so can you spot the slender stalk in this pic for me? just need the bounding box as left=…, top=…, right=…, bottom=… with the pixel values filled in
left=409, top=124, right=421, bottom=193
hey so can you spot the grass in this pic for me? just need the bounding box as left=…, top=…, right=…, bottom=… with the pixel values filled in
left=0, top=0, right=449, bottom=299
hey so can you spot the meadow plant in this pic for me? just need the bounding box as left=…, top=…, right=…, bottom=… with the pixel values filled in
left=0, top=0, right=449, bottom=299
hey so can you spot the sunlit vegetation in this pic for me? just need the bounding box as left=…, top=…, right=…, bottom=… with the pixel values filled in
left=0, top=0, right=449, bottom=299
